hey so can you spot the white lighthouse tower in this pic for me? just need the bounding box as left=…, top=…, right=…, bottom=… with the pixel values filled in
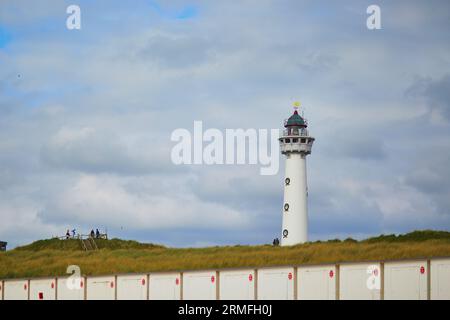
left=279, top=103, right=315, bottom=246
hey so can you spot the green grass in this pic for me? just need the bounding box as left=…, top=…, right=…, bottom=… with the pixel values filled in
left=1, top=230, right=450, bottom=279
left=14, top=238, right=164, bottom=251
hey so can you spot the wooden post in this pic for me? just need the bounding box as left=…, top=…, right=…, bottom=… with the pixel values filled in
left=254, top=269, right=258, bottom=300
left=294, top=267, right=298, bottom=300
left=114, top=275, right=118, bottom=300
left=146, top=274, right=150, bottom=300
left=427, top=259, right=431, bottom=300
left=180, top=272, right=184, bottom=300
left=216, top=271, right=220, bottom=300
left=335, top=264, right=340, bottom=300
left=380, top=262, right=385, bottom=300
left=84, top=276, right=87, bottom=300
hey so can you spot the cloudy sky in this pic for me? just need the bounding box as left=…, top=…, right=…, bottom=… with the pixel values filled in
left=1, top=0, right=450, bottom=249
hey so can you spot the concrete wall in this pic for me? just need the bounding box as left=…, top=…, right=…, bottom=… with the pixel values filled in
left=431, top=258, right=450, bottom=300
left=298, top=265, right=336, bottom=300
left=117, top=274, right=148, bottom=300
left=219, top=269, right=255, bottom=300
left=149, top=273, right=181, bottom=300
left=3, top=280, right=28, bottom=300
left=182, top=271, right=217, bottom=300
left=57, top=277, right=85, bottom=300
left=29, top=278, right=56, bottom=300
left=86, top=276, right=116, bottom=300
left=257, top=267, right=295, bottom=300
left=384, top=260, right=428, bottom=300
left=340, top=263, right=381, bottom=300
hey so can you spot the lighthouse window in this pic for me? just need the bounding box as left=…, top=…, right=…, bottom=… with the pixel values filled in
left=283, top=229, right=289, bottom=238
left=293, top=138, right=298, bottom=143
left=301, top=138, right=306, bottom=143
left=284, top=203, right=289, bottom=211
left=285, top=138, right=291, bottom=143
left=285, top=178, right=290, bottom=185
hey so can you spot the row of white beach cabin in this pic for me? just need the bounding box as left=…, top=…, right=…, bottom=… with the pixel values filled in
left=1, top=257, right=449, bottom=300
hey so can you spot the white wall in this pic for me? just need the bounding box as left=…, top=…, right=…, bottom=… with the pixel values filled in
left=257, top=267, right=294, bottom=300
left=298, top=265, right=336, bottom=300
left=431, top=258, right=450, bottom=300
left=2, top=257, right=450, bottom=300
left=86, top=276, right=116, bottom=300
left=384, top=260, right=428, bottom=300
left=340, top=263, right=381, bottom=300
left=29, top=278, right=56, bottom=300
left=57, top=277, right=85, bottom=300
left=281, top=153, right=309, bottom=245
left=219, top=269, right=255, bottom=300
left=183, top=271, right=217, bottom=300
left=149, top=273, right=181, bottom=300
left=3, top=280, right=28, bottom=300
left=117, top=274, right=148, bottom=300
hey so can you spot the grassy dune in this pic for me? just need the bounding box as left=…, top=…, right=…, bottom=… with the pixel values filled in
left=1, top=230, right=450, bottom=279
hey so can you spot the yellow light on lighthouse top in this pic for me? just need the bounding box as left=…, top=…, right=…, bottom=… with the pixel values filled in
left=293, top=101, right=300, bottom=111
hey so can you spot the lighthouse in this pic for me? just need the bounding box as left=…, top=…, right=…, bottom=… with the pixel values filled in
left=279, top=103, right=315, bottom=245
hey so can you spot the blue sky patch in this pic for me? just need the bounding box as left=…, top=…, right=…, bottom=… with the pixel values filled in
left=0, top=25, right=12, bottom=48
left=148, top=1, right=198, bottom=19
left=176, top=5, right=198, bottom=19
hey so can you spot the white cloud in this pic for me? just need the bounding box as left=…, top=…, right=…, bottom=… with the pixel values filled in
left=1, top=0, right=450, bottom=248
left=38, top=174, right=251, bottom=230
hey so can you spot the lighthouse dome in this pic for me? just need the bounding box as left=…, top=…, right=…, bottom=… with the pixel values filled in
left=285, top=110, right=306, bottom=127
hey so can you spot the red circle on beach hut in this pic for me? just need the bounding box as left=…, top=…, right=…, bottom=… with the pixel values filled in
left=329, top=270, right=334, bottom=278
left=110, top=281, right=114, bottom=288
left=249, top=274, right=253, bottom=282
left=211, top=276, right=215, bottom=283
left=420, top=266, right=425, bottom=274
left=24, top=284, right=27, bottom=290
left=175, top=278, right=180, bottom=285
left=80, top=280, right=84, bottom=288
left=373, top=269, right=379, bottom=276
left=288, top=273, right=293, bottom=280
left=142, top=278, right=146, bottom=286
left=51, top=282, right=55, bottom=289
